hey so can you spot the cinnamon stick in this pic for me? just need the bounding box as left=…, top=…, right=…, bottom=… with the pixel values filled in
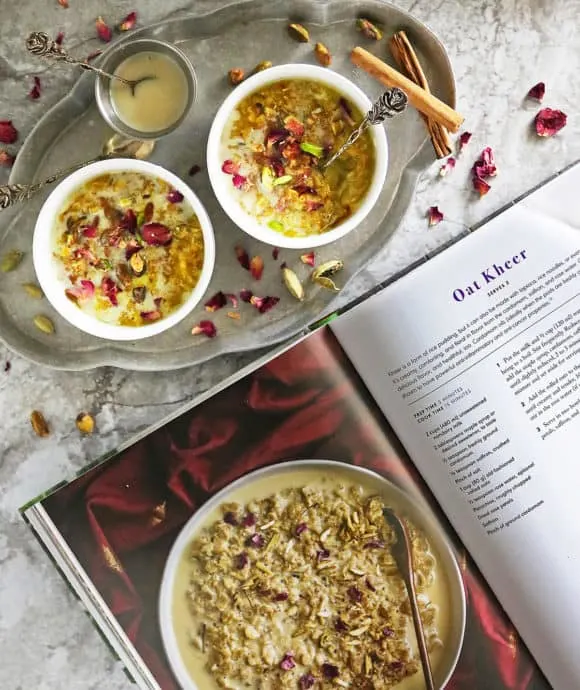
left=350, top=47, right=464, bottom=134
left=389, top=31, right=452, bottom=158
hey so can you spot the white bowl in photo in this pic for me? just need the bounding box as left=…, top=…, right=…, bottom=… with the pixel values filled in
left=159, top=459, right=466, bottom=690
left=32, top=158, right=216, bottom=341
left=206, top=64, right=389, bottom=249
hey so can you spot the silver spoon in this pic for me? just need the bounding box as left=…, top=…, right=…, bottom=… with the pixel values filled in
left=322, top=87, right=408, bottom=169
left=383, top=507, right=435, bottom=690
left=26, top=32, right=156, bottom=95
left=0, top=136, right=155, bottom=210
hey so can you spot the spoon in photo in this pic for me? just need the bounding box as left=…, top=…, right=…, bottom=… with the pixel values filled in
left=322, top=87, right=408, bottom=169
left=383, top=507, right=436, bottom=690
left=25, top=32, right=156, bottom=95
left=0, top=136, right=154, bottom=210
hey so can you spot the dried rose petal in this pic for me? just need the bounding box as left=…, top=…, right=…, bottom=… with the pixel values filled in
left=65, top=279, right=95, bottom=304
left=295, top=522, right=308, bottom=536
left=0, top=121, right=18, bottom=144
left=527, top=82, right=545, bottom=102
left=293, top=184, right=316, bottom=196
left=234, top=552, right=248, bottom=569
left=73, top=247, right=97, bottom=263
left=280, top=261, right=287, bottom=270
left=55, top=31, right=65, bottom=45
left=458, top=131, right=472, bottom=153
left=316, top=548, right=330, bottom=561
left=242, top=512, right=256, bottom=527
left=189, top=164, right=201, bottom=177
left=86, top=49, right=102, bottom=63
left=365, top=578, right=376, bottom=592
left=300, top=252, right=315, bottom=267
left=250, top=255, right=264, bottom=280
left=250, top=295, right=280, bottom=314
left=192, top=320, right=217, bottom=338
left=221, top=159, right=239, bottom=175
left=58, top=0, right=69, bottom=6
left=280, top=653, right=295, bottom=671
left=299, top=673, right=315, bottom=690
left=473, top=176, right=491, bottom=197
left=205, top=291, right=228, bottom=312
left=118, top=11, right=137, bottom=32
left=232, top=173, right=247, bottom=189
left=439, top=156, right=456, bottom=177
left=235, top=245, right=250, bottom=270
left=101, top=277, right=119, bottom=306
left=334, top=618, right=348, bottom=632
left=364, top=539, right=385, bottom=549
left=167, top=189, right=184, bottom=203
left=140, top=310, right=161, bottom=322
left=0, top=150, right=15, bottom=167
left=322, top=663, right=339, bottom=680
left=284, top=115, right=305, bottom=137
left=141, top=222, right=172, bottom=245
left=270, top=159, right=285, bottom=177
left=472, top=147, right=497, bottom=178
left=240, top=289, right=253, bottom=303
left=427, top=206, right=444, bottom=227
left=226, top=293, right=239, bottom=308
left=223, top=511, right=238, bottom=525
left=347, top=586, right=362, bottom=603
left=535, top=107, right=567, bottom=137
left=4, top=361, right=10, bottom=372
left=119, top=209, right=136, bottom=232
left=82, top=224, right=98, bottom=238
left=96, top=16, right=112, bottom=42
left=265, top=129, right=288, bottom=148
left=383, top=627, right=395, bottom=637
left=245, top=533, right=265, bottom=548
left=272, top=247, right=280, bottom=260
left=273, top=591, right=289, bottom=602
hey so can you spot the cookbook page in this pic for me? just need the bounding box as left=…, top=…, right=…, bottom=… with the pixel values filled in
left=26, top=327, right=547, bottom=690
left=331, top=169, right=580, bottom=690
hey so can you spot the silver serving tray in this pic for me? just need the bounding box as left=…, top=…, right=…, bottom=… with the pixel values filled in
left=0, top=0, right=455, bottom=371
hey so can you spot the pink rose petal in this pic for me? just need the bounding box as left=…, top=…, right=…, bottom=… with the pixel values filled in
left=534, top=107, right=567, bottom=137
left=427, top=206, right=444, bottom=227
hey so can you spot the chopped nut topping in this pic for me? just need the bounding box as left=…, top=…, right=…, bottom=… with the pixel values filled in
left=183, top=483, right=441, bottom=688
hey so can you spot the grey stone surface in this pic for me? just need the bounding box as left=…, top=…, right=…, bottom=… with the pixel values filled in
left=0, top=0, right=579, bottom=688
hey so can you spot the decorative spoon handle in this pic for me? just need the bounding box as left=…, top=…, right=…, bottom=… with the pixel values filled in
left=26, top=32, right=129, bottom=85
left=383, top=508, right=435, bottom=690
left=0, top=155, right=108, bottom=210
left=323, top=87, right=408, bottom=169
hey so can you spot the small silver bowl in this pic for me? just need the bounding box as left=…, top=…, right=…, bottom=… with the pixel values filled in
left=95, top=38, right=196, bottom=140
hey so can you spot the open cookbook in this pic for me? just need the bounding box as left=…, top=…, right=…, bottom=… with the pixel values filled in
left=21, top=161, right=580, bottom=690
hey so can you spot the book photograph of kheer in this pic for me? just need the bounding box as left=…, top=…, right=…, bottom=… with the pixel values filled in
left=159, top=460, right=466, bottom=690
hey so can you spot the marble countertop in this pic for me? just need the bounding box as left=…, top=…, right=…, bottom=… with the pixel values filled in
left=0, top=0, right=578, bottom=687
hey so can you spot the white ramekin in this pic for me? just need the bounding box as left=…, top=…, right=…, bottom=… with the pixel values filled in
left=32, top=158, right=216, bottom=341
left=206, top=64, right=388, bottom=250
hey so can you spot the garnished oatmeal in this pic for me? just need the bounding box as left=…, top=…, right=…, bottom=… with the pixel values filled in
left=178, top=480, right=443, bottom=690
left=53, top=171, right=204, bottom=326
left=220, top=79, right=375, bottom=238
